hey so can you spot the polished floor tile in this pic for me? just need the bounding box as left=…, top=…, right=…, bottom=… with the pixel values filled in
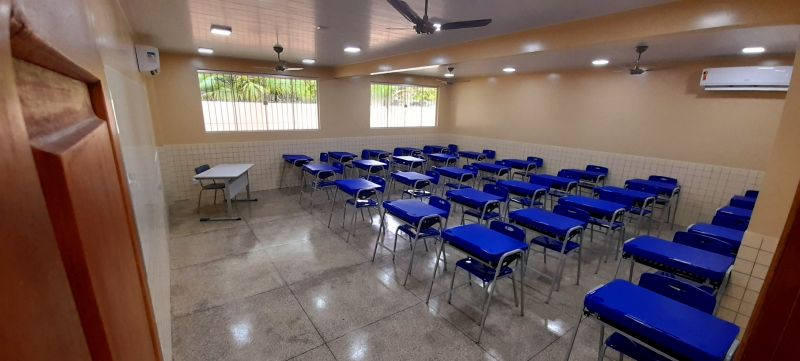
left=290, top=262, right=420, bottom=341
left=172, top=287, right=323, bottom=361
left=168, top=186, right=680, bottom=361
left=171, top=249, right=285, bottom=316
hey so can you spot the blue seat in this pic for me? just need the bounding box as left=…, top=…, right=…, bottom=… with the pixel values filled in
left=444, top=165, right=477, bottom=190
left=482, top=149, right=496, bottom=160
left=447, top=144, right=459, bottom=155
left=529, top=205, right=589, bottom=290
left=425, top=170, right=441, bottom=195
left=368, top=175, right=387, bottom=203
left=602, top=273, right=718, bottom=361
left=463, top=184, right=509, bottom=223
left=673, top=231, right=736, bottom=256
left=393, top=196, right=451, bottom=284
left=319, top=152, right=329, bottom=163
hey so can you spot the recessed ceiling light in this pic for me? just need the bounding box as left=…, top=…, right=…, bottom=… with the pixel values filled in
left=369, top=64, right=439, bottom=75
left=742, top=47, right=765, bottom=54
left=592, top=59, right=610, bottom=66
left=197, top=47, right=214, bottom=54
left=433, top=23, right=442, bottom=31
left=344, top=46, right=361, bottom=53
left=210, top=24, right=232, bottom=36
left=444, top=73, right=455, bottom=78
left=302, top=59, right=316, bottom=65
left=502, top=67, right=516, bottom=73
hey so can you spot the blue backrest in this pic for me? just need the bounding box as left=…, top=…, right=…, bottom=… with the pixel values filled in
left=393, top=147, right=404, bottom=156
left=332, top=162, right=344, bottom=175
left=483, top=183, right=509, bottom=200
left=553, top=205, right=591, bottom=223
left=712, top=213, right=750, bottom=231
left=319, top=152, right=329, bottom=163
left=429, top=196, right=451, bottom=214
left=673, top=231, right=735, bottom=256
left=423, top=145, right=435, bottom=154
left=425, top=170, right=440, bottom=185
left=194, top=164, right=210, bottom=174
left=526, top=156, right=544, bottom=167
left=448, top=144, right=459, bottom=154
left=490, top=221, right=526, bottom=242
left=639, top=273, right=717, bottom=314
left=744, top=190, right=759, bottom=198
left=361, top=149, right=370, bottom=159
left=586, top=165, right=609, bottom=175
left=649, top=175, right=678, bottom=184
left=368, top=175, right=386, bottom=193
left=483, top=149, right=496, bottom=160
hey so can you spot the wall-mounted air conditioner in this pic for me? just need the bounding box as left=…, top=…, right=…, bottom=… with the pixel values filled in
left=699, top=66, right=792, bottom=92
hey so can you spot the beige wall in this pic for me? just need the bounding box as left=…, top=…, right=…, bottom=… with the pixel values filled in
left=147, top=53, right=452, bottom=146
left=449, top=57, right=792, bottom=170
left=82, top=0, right=172, bottom=358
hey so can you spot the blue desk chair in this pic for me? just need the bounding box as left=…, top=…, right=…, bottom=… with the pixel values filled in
left=368, top=175, right=387, bottom=204
left=448, top=221, right=526, bottom=342
left=463, top=184, right=509, bottom=224
left=444, top=165, right=477, bottom=190
left=300, top=165, right=338, bottom=212
left=586, top=164, right=608, bottom=176
left=482, top=149, right=496, bottom=160
left=602, top=273, right=717, bottom=361
left=319, top=152, right=329, bottom=163
left=596, top=188, right=654, bottom=236
left=401, top=175, right=433, bottom=200
left=329, top=180, right=381, bottom=242
left=530, top=205, right=590, bottom=293
left=448, top=144, right=459, bottom=155
left=673, top=231, right=736, bottom=257
left=587, top=192, right=628, bottom=271
left=394, top=196, right=451, bottom=284
left=712, top=212, right=750, bottom=231
left=744, top=189, right=759, bottom=198
left=194, top=164, right=225, bottom=210
left=425, top=170, right=441, bottom=196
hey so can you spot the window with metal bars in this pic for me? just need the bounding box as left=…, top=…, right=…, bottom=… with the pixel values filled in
left=197, top=70, right=319, bottom=132
left=370, top=83, right=438, bottom=128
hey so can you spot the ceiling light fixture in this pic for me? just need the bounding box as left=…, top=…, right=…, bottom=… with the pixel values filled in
left=370, top=64, right=439, bottom=75
left=433, top=23, right=442, bottom=31
left=742, top=47, right=765, bottom=54
left=444, top=73, right=455, bottom=78
left=592, top=59, right=610, bottom=66
left=344, top=46, right=361, bottom=53
left=502, top=67, right=516, bottom=73
left=210, top=24, right=232, bottom=36
left=302, top=59, right=316, bottom=65
left=197, top=47, right=214, bottom=54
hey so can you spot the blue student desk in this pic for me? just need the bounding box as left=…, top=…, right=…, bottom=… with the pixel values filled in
left=457, top=150, right=486, bottom=164
left=298, top=163, right=338, bottom=209
left=729, top=195, right=756, bottom=210
left=328, top=151, right=357, bottom=163
left=423, top=145, right=448, bottom=154
left=688, top=223, right=744, bottom=250
left=391, top=155, right=425, bottom=171
left=394, top=147, right=423, bottom=156
left=616, top=236, right=734, bottom=303
left=328, top=178, right=381, bottom=242
left=351, top=159, right=387, bottom=177
left=427, top=153, right=458, bottom=167
left=446, top=188, right=504, bottom=224
left=626, top=178, right=681, bottom=228
left=436, top=166, right=477, bottom=189
left=372, top=199, right=449, bottom=285
left=280, top=154, right=313, bottom=188
left=559, top=195, right=626, bottom=220
left=566, top=280, right=739, bottom=361
left=504, top=158, right=542, bottom=180
left=390, top=171, right=433, bottom=199
left=560, top=168, right=606, bottom=183
left=363, top=149, right=390, bottom=160
left=497, top=180, right=548, bottom=208
left=427, top=224, right=529, bottom=336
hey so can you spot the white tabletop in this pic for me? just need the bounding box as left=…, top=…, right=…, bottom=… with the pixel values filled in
left=194, top=164, right=254, bottom=179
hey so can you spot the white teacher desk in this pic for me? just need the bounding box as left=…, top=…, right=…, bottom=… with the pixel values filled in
left=194, top=163, right=257, bottom=221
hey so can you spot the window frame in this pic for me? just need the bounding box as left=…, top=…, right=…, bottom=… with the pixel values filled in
left=369, top=81, right=439, bottom=129
left=196, top=69, right=322, bottom=133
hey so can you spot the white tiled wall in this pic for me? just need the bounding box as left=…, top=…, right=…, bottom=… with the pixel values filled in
left=159, top=133, right=763, bottom=228
left=158, top=134, right=449, bottom=203
left=447, top=134, right=764, bottom=227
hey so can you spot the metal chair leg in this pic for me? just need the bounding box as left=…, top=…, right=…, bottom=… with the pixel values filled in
left=448, top=265, right=458, bottom=304
left=196, top=189, right=203, bottom=212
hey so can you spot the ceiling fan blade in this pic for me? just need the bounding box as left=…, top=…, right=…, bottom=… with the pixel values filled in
left=387, top=0, right=423, bottom=25
left=440, top=19, right=491, bottom=30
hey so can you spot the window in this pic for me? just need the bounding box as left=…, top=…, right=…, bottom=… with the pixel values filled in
left=370, top=83, right=438, bottom=128
left=197, top=70, right=319, bottom=132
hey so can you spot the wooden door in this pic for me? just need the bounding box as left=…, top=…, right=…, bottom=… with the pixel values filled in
left=0, top=0, right=162, bottom=360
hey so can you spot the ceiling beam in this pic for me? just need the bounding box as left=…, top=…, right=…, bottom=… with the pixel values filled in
left=333, top=0, right=800, bottom=78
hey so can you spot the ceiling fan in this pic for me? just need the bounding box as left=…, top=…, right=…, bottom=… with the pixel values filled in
left=387, top=0, right=492, bottom=35
left=271, top=44, right=303, bottom=72
left=627, top=45, right=650, bottom=75
left=437, top=67, right=471, bottom=85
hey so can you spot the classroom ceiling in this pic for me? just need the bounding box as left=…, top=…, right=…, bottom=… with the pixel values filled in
left=119, top=0, right=673, bottom=66
left=403, top=25, right=800, bottom=78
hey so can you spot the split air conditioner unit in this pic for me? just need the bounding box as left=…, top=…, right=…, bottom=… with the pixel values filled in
left=700, top=66, right=792, bottom=92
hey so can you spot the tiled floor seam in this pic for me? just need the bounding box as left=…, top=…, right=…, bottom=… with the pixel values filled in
left=284, top=283, right=329, bottom=359
left=170, top=284, right=291, bottom=319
